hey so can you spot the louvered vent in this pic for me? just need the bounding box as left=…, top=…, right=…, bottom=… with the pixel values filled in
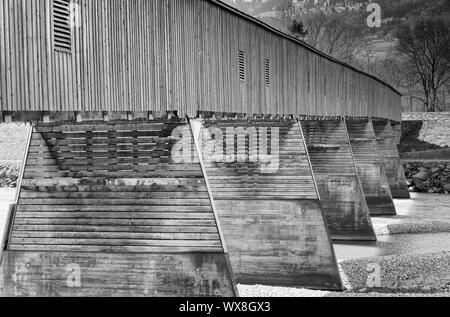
left=307, top=71, right=311, bottom=94
left=264, top=59, right=271, bottom=87
left=53, top=0, right=72, bottom=52
left=238, top=50, right=245, bottom=82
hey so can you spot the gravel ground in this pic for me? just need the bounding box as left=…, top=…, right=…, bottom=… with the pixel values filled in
left=340, top=251, right=450, bottom=294
left=378, top=221, right=450, bottom=235
left=237, top=285, right=450, bottom=297
left=239, top=251, right=450, bottom=297
left=0, top=124, right=28, bottom=161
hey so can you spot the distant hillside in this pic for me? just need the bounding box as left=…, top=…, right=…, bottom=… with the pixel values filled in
left=221, top=0, right=450, bottom=59
left=222, top=0, right=450, bottom=22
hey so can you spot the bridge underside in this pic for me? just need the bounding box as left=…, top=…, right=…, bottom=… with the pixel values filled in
left=0, top=112, right=410, bottom=296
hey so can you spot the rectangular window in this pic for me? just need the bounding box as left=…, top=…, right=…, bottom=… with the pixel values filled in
left=53, top=0, right=72, bottom=52
left=238, top=50, right=245, bottom=82
left=264, top=59, right=271, bottom=87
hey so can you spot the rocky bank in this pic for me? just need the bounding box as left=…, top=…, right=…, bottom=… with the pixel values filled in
left=0, top=162, right=20, bottom=188
left=404, top=162, right=450, bottom=194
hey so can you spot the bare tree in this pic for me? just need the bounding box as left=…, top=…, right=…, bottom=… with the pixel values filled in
left=288, top=20, right=308, bottom=39
left=396, top=19, right=450, bottom=112
left=276, top=0, right=295, bottom=33
left=370, top=57, right=424, bottom=112
left=300, top=11, right=366, bottom=63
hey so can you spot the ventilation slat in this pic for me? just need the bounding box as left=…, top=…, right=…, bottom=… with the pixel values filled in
left=307, top=71, right=311, bottom=94
left=238, top=50, right=245, bottom=82
left=264, top=59, right=271, bottom=87
left=53, top=0, right=72, bottom=52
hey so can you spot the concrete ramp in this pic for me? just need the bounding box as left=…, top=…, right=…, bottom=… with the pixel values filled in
left=194, top=118, right=343, bottom=290
left=0, top=120, right=237, bottom=297
left=346, top=120, right=396, bottom=216
left=300, top=119, right=376, bottom=241
left=373, top=120, right=410, bottom=199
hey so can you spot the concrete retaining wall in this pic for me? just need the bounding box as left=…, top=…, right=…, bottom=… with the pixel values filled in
left=402, top=112, right=450, bottom=148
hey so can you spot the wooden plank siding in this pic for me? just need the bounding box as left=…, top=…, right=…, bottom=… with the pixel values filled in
left=0, top=0, right=401, bottom=121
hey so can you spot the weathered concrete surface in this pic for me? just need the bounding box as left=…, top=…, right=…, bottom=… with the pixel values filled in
left=0, top=121, right=238, bottom=297
left=215, top=200, right=342, bottom=290
left=346, top=120, right=396, bottom=216
left=0, top=252, right=237, bottom=297
left=301, top=120, right=376, bottom=241
left=197, top=119, right=343, bottom=290
left=373, top=120, right=411, bottom=199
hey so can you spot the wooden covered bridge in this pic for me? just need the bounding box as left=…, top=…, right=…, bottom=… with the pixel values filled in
left=0, top=0, right=409, bottom=296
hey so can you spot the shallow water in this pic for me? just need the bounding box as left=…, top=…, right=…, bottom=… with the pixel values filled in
left=393, top=193, right=450, bottom=221
left=334, top=232, right=450, bottom=261
left=335, top=193, right=450, bottom=261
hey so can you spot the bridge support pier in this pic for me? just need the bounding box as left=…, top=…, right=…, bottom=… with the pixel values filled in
left=0, top=119, right=237, bottom=297
left=373, top=120, right=410, bottom=199
left=300, top=119, right=376, bottom=241
left=191, top=117, right=343, bottom=290
left=346, top=119, right=396, bottom=216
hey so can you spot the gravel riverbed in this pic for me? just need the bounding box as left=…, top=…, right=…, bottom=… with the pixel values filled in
left=238, top=251, right=450, bottom=297
left=238, top=285, right=450, bottom=297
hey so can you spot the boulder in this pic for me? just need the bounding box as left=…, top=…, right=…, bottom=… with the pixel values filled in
left=415, top=182, right=428, bottom=192
left=413, top=171, right=430, bottom=182
left=431, top=167, right=440, bottom=174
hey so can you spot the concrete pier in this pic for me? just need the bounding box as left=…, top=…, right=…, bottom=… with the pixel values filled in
left=194, top=118, right=343, bottom=290
left=0, top=121, right=237, bottom=297
left=346, top=119, right=397, bottom=216
left=373, top=120, right=411, bottom=199
left=300, top=119, right=376, bottom=241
